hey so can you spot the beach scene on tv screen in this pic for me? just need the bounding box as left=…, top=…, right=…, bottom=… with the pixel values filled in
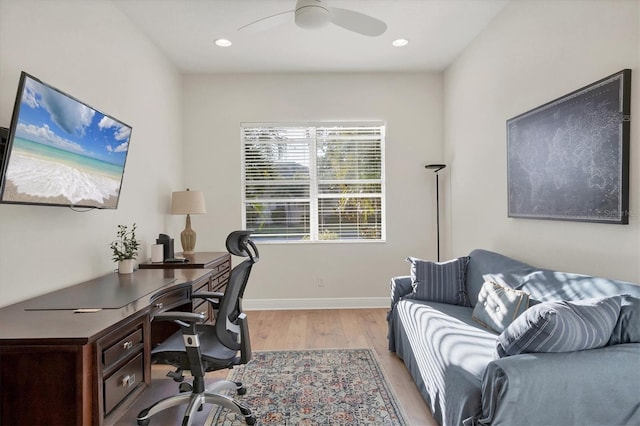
left=2, top=75, right=131, bottom=208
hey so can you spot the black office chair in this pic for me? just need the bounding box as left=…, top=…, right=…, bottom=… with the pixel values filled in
left=137, top=230, right=259, bottom=426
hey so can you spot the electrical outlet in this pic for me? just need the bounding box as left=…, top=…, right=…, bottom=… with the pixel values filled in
left=317, top=276, right=325, bottom=287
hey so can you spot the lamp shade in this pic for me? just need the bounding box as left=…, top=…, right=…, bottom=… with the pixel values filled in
left=170, top=189, right=206, bottom=215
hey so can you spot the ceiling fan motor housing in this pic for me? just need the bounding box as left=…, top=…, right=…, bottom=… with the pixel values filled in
left=295, top=0, right=330, bottom=29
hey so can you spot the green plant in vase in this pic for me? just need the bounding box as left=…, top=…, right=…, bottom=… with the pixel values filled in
left=110, top=223, right=140, bottom=274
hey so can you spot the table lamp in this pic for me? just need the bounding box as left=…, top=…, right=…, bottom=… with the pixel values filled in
left=170, top=188, right=206, bottom=254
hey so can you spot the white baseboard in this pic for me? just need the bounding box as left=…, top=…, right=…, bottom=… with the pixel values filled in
left=243, top=297, right=389, bottom=311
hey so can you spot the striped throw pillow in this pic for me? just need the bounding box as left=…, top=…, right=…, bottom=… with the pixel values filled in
left=405, top=256, right=470, bottom=307
left=496, top=296, right=622, bottom=358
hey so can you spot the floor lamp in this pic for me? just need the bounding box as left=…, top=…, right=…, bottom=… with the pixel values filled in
left=425, top=164, right=446, bottom=261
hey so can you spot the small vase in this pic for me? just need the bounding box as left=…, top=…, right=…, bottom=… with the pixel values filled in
left=118, top=259, right=135, bottom=274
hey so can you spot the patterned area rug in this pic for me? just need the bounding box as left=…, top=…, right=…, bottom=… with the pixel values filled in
left=206, top=348, right=408, bottom=425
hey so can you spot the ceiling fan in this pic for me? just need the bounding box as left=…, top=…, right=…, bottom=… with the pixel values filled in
left=238, top=0, right=387, bottom=37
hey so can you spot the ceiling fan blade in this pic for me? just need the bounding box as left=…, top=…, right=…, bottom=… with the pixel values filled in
left=238, top=9, right=294, bottom=33
left=328, top=7, right=387, bottom=37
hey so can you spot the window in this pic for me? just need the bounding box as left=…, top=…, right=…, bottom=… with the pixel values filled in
left=241, top=122, right=385, bottom=242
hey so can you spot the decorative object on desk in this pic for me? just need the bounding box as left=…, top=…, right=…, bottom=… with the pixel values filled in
left=171, top=188, right=206, bottom=254
left=110, top=223, right=140, bottom=274
left=117, top=259, right=135, bottom=274
left=151, top=244, right=164, bottom=263
left=425, top=164, right=446, bottom=261
left=507, top=69, right=631, bottom=224
left=156, top=233, right=175, bottom=261
left=207, top=348, right=408, bottom=426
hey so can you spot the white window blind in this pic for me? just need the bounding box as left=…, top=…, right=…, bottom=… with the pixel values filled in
left=241, top=122, right=385, bottom=242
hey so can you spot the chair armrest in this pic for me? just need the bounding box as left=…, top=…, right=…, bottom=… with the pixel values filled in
left=238, top=313, right=251, bottom=364
left=153, top=311, right=205, bottom=324
left=192, top=291, right=224, bottom=309
left=192, top=292, right=224, bottom=300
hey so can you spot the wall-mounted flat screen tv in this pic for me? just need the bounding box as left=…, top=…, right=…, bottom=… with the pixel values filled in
left=0, top=71, right=132, bottom=209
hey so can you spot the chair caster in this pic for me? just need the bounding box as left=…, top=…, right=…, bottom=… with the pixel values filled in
left=234, top=381, right=247, bottom=395
left=239, top=406, right=256, bottom=424
left=179, top=382, right=193, bottom=393
left=137, top=408, right=150, bottom=425
left=166, top=368, right=185, bottom=382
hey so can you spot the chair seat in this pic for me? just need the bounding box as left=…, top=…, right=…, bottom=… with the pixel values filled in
left=152, top=324, right=240, bottom=372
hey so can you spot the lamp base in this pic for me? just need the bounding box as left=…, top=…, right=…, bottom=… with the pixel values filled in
left=180, top=214, right=197, bottom=254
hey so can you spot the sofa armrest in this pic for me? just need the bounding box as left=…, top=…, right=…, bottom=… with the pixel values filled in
left=467, top=343, right=640, bottom=426
left=387, top=276, right=413, bottom=352
left=390, top=276, right=413, bottom=307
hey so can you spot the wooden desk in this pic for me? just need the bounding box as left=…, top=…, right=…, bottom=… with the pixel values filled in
left=0, top=267, right=222, bottom=425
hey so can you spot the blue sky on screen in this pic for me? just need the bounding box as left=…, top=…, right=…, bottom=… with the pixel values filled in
left=14, top=75, right=131, bottom=167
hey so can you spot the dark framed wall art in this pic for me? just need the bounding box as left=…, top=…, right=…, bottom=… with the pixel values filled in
left=507, top=69, right=631, bottom=224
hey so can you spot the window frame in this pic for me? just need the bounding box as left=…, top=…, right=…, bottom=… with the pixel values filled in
left=241, top=121, right=386, bottom=244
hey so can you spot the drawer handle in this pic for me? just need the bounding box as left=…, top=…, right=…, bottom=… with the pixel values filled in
left=122, top=340, right=133, bottom=350
left=154, top=302, right=164, bottom=309
left=121, top=374, right=136, bottom=388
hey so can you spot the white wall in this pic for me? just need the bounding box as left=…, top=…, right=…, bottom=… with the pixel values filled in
left=182, top=73, right=443, bottom=307
left=5, top=0, right=632, bottom=310
left=444, top=0, right=640, bottom=282
left=0, top=0, right=184, bottom=306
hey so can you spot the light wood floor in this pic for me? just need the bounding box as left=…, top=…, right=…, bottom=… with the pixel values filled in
left=122, top=308, right=437, bottom=425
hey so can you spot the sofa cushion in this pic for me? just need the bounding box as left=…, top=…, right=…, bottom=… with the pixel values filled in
left=519, top=270, right=640, bottom=303
left=393, top=299, right=497, bottom=425
left=465, top=249, right=538, bottom=307
left=406, top=256, right=470, bottom=306
left=608, top=294, right=640, bottom=345
left=496, top=296, right=622, bottom=358
left=472, top=281, right=530, bottom=333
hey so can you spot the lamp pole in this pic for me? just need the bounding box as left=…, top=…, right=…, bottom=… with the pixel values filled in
left=425, top=164, right=446, bottom=261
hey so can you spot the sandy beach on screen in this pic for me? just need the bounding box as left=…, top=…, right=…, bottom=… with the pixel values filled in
left=2, top=180, right=118, bottom=207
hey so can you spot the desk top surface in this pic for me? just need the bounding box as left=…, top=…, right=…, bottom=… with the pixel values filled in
left=0, top=268, right=212, bottom=344
left=24, top=273, right=177, bottom=310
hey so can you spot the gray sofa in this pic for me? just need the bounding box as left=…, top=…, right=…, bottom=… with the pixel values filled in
left=387, top=249, right=640, bottom=426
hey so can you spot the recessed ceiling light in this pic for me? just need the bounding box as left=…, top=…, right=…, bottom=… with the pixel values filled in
left=215, top=38, right=232, bottom=47
left=392, top=38, right=409, bottom=47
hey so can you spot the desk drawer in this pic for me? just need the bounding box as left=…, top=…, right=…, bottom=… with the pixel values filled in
left=212, top=259, right=230, bottom=275
left=193, top=298, right=210, bottom=322
left=103, top=328, right=143, bottom=368
left=150, top=286, right=190, bottom=316
left=212, top=270, right=230, bottom=292
left=193, top=277, right=209, bottom=293
left=104, top=353, right=143, bottom=414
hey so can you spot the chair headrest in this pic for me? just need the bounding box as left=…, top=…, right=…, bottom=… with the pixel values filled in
left=225, top=230, right=254, bottom=257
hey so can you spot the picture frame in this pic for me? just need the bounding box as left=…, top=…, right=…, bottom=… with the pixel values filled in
left=507, top=69, right=631, bottom=224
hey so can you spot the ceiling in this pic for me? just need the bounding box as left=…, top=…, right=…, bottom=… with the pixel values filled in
left=111, top=0, right=509, bottom=74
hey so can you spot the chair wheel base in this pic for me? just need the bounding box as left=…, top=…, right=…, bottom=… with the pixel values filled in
left=245, top=414, right=257, bottom=425
left=237, top=386, right=247, bottom=395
